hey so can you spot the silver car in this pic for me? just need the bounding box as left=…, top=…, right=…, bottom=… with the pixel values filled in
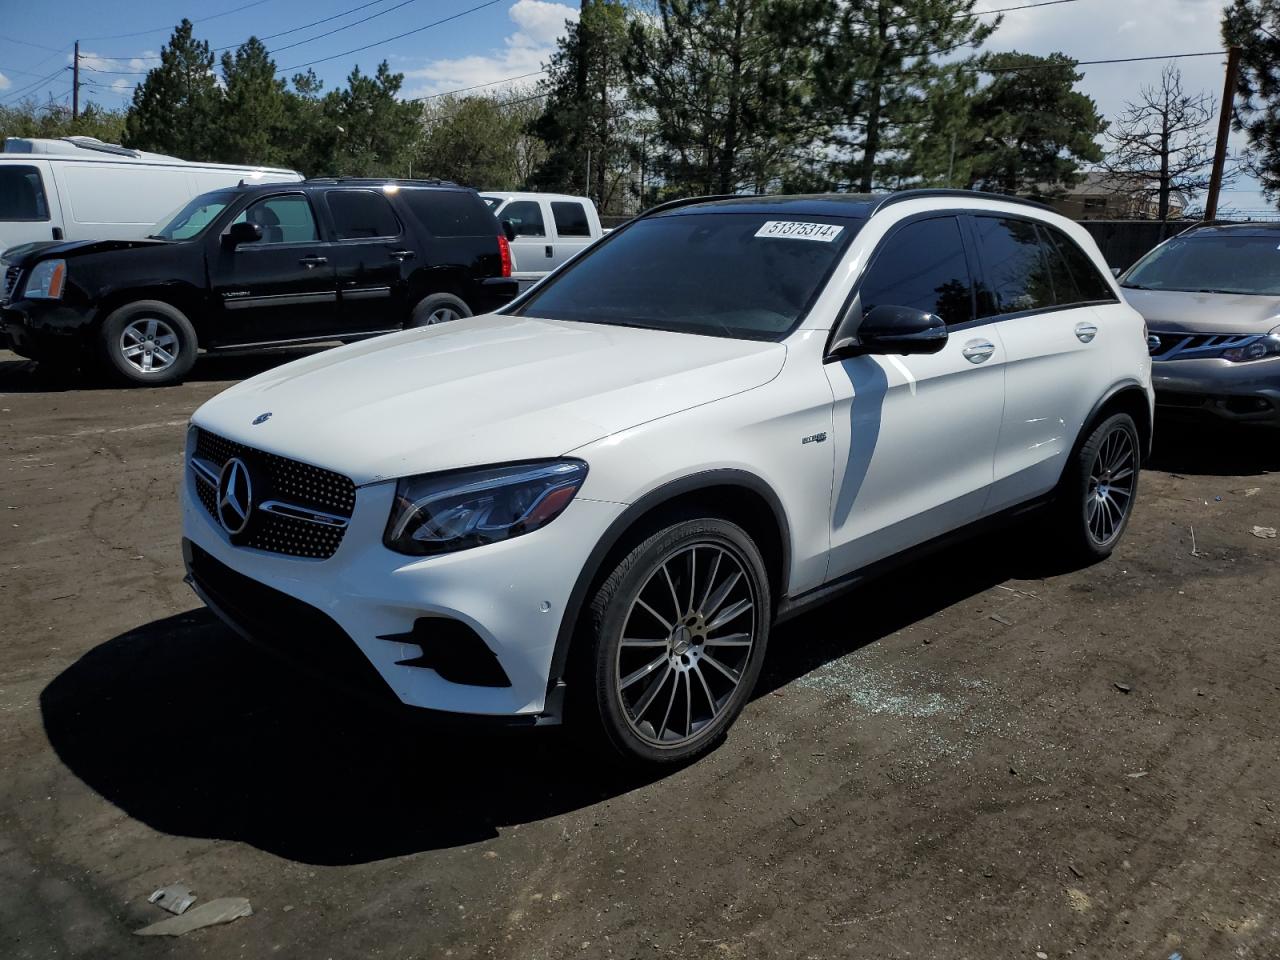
left=1121, top=223, right=1280, bottom=427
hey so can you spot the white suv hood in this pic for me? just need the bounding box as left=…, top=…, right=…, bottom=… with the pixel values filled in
left=192, top=314, right=787, bottom=485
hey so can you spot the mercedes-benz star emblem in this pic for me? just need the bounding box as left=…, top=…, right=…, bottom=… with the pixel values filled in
left=216, top=457, right=254, bottom=535
left=252, top=412, right=272, bottom=425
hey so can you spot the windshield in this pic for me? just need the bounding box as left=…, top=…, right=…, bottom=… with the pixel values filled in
left=151, top=190, right=236, bottom=240
left=512, top=212, right=858, bottom=339
left=1123, top=233, right=1280, bottom=295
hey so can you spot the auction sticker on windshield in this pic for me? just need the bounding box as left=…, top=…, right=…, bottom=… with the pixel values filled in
left=754, top=220, right=844, bottom=242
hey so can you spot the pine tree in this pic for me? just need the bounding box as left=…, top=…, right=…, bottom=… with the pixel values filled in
left=812, top=0, right=998, bottom=192
left=532, top=0, right=634, bottom=209
left=1223, top=0, right=1280, bottom=200
left=320, top=62, right=422, bottom=177
left=963, top=52, right=1106, bottom=196
left=627, top=0, right=823, bottom=197
left=123, top=19, right=222, bottom=159
left=217, top=38, right=288, bottom=166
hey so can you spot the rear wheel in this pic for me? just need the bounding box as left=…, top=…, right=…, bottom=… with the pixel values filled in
left=581, top=518, right=771, bottom=765
left=99, top=300, right=197, bottom=387
left=408, top=293, right=471, bottom=327
left=1053, top=411, right=1141, bottom=561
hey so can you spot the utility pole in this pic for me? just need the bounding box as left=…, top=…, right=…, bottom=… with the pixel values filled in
left=1205, top=45, right=1241, bottom=221
left=72, top=40, right=80, bottom=120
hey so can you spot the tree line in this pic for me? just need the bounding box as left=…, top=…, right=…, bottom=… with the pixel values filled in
left=3, top=0, right=1279, bottom=216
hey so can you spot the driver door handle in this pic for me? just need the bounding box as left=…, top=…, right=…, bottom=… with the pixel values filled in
left=299, top=255, right=328, bottom=268
left=962, top=339, right=996, bottom=364
left=388, top=249, right=415, bottom=261
left=1075, top=322, right=1098, bottom=343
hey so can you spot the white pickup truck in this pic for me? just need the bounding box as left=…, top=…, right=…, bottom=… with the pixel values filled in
left=480, top=191, right=603, bottom=291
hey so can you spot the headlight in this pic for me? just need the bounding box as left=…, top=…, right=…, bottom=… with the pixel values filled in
left=24, top=259, right=66, bottom=299
left=384, top=459, right=588, bottom=556
left=1222, top=328, right=1280, bottom=362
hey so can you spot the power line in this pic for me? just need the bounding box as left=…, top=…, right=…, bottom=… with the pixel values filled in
left=275, top=0, right=506, bottom=73
left=0, top=35, right=66, bottom=54
left=967, top=0, right=1079, bottom=16
left=980, top=50, right=1226, bottom=71
left=264, top=0, right=425, bottom=57
left=2, top=64, right=70, bottom=103
left=79, top=0, right=278, bottom=42
left=411, top=70, right=547, bottom=102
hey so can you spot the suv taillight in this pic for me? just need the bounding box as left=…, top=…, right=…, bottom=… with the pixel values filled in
left=497, top=234, right=512, bottom=278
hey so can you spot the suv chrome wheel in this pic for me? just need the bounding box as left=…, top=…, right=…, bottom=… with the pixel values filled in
left=119, top=317, right=180, bottom=375
left=615, top=542, right=757, bottom=747
left=1086, top=423, right=1136, bottom=545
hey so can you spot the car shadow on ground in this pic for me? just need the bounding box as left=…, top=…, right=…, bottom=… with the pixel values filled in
left=40, top=526, right=1057, bottom=866
left=1148, top=420, right=1280, bottom=476
left=0, top=346, right=335, bottom=393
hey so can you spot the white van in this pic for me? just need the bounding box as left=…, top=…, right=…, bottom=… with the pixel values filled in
left=480, top=191, right=604, bottom=291
left=0, top=137, right=301, bottom=254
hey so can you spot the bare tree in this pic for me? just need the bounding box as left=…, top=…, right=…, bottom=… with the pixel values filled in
left=1101, top=63, right=1219, bottom=221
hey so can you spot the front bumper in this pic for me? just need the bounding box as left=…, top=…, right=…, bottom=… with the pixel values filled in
left=181, top=461, right=625, bottom=719
left=1152, top=355, right=1280, bottom=426
left=1, top=298, right=96, bottom=361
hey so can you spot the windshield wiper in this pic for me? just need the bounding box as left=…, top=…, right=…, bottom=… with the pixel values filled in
left=1120, top=283, right=1151, bottom=290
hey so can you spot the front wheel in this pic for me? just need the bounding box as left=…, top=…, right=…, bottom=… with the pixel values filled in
left=99, top=300, right=197, bottom=387
left=582, top=518, right=772, bottom=765
left=1053, top=411, right=1141, bottom=562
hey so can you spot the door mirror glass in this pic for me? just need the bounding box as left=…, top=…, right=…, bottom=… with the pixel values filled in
left=829, top=304, right=948, bottom=360
left=500, top=218, right=516, bottom=242
left=224, top=221, right=263, bottom=248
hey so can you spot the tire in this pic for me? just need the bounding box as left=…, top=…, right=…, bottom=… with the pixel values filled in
left=98, top=300, right=197, bottom=387
left=1052, top=411, right=1141, bottom=562
left=580, top=517, right=772, bottom=766
left=408, top=293, right=471, bottom=328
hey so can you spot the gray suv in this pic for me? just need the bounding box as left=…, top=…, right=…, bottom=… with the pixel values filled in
left=1121, top=222, right=1280, bottom=427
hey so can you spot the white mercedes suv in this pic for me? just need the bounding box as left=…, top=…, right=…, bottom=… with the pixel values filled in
left=181, top=190, right=1153, bottom=765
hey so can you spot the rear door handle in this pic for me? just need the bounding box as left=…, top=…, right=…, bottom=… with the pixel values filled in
left=299, top=256, right=328, bottom=268
left=962, top=339, right=996, bottom=364
left=1075, top=322, right=1098, bottom=343
left=545, top=244, right=553, bottom=258
left=388, top=249, right=415, bottom=262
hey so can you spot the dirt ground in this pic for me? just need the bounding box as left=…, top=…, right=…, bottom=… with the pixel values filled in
left=1, top=347, right=1278, bottom=960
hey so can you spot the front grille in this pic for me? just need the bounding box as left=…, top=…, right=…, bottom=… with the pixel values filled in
left=1, top=264, right=20, bottom=304
left=1149, top=331, right=1258, bottom=361
left=191, top=427, right=356, bottom=560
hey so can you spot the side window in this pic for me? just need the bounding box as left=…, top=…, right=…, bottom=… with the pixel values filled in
left=972, top=216, right=1054, bottom=316
left=0, top=165, right=49, bottom=221
left=551, top=201, right=591, bottom=238
left=1036, top=223, right=1083, bottom=305
left=1042, top=223, right=1117, bottom=302
left=503, top=200, right=545, bottom=237
left=859, top=216, right=974, bottom=326
left=326, top=190, right=401, bottom=240
left=233, top=195, right=318, bottom=244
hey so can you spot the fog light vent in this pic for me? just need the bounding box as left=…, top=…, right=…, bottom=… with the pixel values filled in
left=378, top=618, right=512, bottom=688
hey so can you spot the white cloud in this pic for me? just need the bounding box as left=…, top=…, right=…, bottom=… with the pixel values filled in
left=0, top=72, right=10, bottom=92
left=402, top=0, right=578, bottom=98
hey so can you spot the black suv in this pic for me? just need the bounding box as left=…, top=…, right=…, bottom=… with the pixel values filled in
left=0, top=178, right=517, bottom=385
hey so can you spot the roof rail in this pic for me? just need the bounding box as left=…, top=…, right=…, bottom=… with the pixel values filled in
left=870, top=188, right=1053, bottom=214
left=636, top=194, right=739, bottom=218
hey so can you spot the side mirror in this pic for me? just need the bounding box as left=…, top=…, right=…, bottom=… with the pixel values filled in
left=500, top=219, right=516, bottom=242
left=223, top=221, right=262, bottom=248
left=1110, top=266, right=1122, bottom=278
left=827, top=304, right=948, bottom=360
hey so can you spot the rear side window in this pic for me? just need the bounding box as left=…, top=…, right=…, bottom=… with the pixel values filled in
left=859, top=216, right=974, bottom=326
left=503, top=200, right=545, bottom=237
left=403, top=189, right=497, bottom=236
left=552, top=201, right=591, bottom=237
left=326, top=190, right=401, bottom=239
left=1042, top=224, right=1116, bottom=302
left=972, top=216, right=1054, bottom=316
left=0, top=165, right=49, bottom=221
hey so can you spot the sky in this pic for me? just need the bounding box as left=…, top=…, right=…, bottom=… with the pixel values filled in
left=0, top=0, right=1267, bottom=209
